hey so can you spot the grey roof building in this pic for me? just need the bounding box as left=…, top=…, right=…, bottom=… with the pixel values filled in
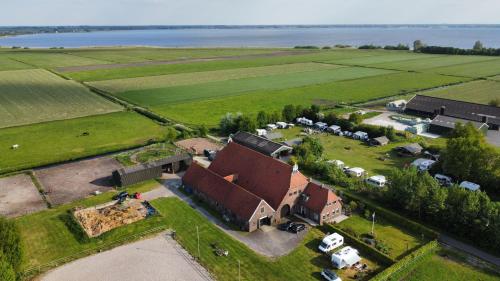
left=429, top=115, right=489, bottom=135
left=230, top=131, right=293, bottom=158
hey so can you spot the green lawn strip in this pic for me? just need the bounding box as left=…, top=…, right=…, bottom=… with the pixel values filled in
left=0, top=69, right=123, bottom=128
left=151, top=72, right=466, bottom=126
left=427, top=58, right=500, bottom=78
left=63, top=49, right=390, bottom=81
left=6, top=52, right=111, bottom=68
left=0, top=55, right=33, bottom=71
left=371, top=55, right=499, bottom=72
left=418, top=79, right=500, bottom=104
left=88, top=62, right=342, bottom=93
left=116, top=67, right=394, bottom=107
left=0, top=111, right=166, bottom=174
left=322, top=53, right=442, bottom=66
left=390, top=247, right=500, bottom=281
left=336, top=214, right=425, bottom=260
left=17, top=180, right=163, bottom=272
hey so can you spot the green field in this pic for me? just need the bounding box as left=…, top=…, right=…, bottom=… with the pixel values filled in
left=371, top=55, right=498, bottom=72
left=0, top=112, right=166, bottom=173
left=420, top=80, right=500, bottom=104
left=6, top=52, right=110, bottom=68
left=88, top=62, right=342, bottom=93
left=151, top=72, right=466, bottom=125
left=394, top=248, right=500, bottom=281
left=429, top=58, right=500, bottom=78
left=117, top=66, right=395, bottom=107
left=0, top=69, right=123, bottom=128
left=17, top=196, right=384, bottom=281
left=323, top=53, right=441, bottom=66
left=337, top=214, right=426, bottom=260
left=0, top=55, right=33, bottom=71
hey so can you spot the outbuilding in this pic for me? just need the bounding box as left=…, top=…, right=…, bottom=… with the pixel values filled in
left=370, top=136, right=389, bottom=146
left=395, top=143, right=423, bottom=157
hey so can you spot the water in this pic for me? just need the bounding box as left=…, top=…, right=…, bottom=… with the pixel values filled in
left=1, top=26, right=500, bottom=49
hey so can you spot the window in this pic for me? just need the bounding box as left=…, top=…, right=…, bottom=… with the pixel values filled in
left=261, top=207, right=265, bottom=213
left=294, top=191, right=298, bottom=195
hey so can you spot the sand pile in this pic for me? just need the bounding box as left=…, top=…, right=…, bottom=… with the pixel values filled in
left=74, top=200, right=148, bottom=237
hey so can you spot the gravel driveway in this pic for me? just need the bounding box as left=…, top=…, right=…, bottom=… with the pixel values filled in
left=40, top=233, right=212, bottom=281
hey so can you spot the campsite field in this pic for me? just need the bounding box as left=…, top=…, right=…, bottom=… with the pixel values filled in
left=0, top=112, right=166, bottom=173
left=0, top=69, right=122, bottom=128
left=150, top=71, right=466, bottom=125
left=420, top=79, right=500, bottom=104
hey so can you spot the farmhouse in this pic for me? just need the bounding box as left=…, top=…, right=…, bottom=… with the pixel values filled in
left=182, top=140, right=342, bottom=232
left=405, top=95, right=500, bottom=130
left=230, top=131, right=292, bottom=158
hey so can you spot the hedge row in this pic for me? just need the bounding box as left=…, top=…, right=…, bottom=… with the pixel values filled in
left=343, top=192, right=439, bottom=240
left=320, top=224, right=395, bottom=266
left=371, top=240, right=439, bottom=281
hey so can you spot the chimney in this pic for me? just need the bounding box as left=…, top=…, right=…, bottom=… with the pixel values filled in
left=440, top=106, right=446, bottom=115
left=292, top=164, right=299, bottom=173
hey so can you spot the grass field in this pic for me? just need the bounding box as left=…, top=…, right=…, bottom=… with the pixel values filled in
left=17, top=196, right=385, bottom=281
left=420, top=80, right=500, bottom=104
left=429, top=58, right=500, bottom=78
left=0, top=55, right=33, bottom=71
left=323, top=53, right=441, bottom=66
left=0, top=112, right=166, bottom=173
left=371, top=55, right=498, bottom=72
left=151, top=72, right=466, bottom=125
left=393, top=247, right=500, bottom=281
left=6, top=52, right=110, bottom=68
left=336, top=214, right=426, bottom=260
left=0, top=69, right=122, bottom=128
left=116, top=66, right=395, bottom=107
left=88, top=62, right=343, bottom=93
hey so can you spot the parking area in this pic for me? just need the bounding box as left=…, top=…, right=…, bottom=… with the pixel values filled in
left=362, top=112, right=409, bottom=131
left=0, top=173, right=47, bottom=217
left=35, top=156, right=123, bottom=205
left=41, top=233, right=213, bottom=281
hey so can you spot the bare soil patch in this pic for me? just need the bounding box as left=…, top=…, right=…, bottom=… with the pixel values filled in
left=0, top=174, right=47, bottom=217
left=56, top=50, right=312, bottom=72
left=175, top=138, right=223, bottom=155
left=35, top=156, right=123, bottom=205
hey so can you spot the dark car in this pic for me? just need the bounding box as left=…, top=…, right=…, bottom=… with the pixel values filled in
left=278, top=221, right=295, bottom=231
left=113, top=191, right=129, bottom=200
left=289, top=223, right=306, bottom=233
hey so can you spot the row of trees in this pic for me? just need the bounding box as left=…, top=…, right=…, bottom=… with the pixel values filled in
left=414, top=39, right=500, bottom=56
left=358, top=44, right=409, bottom=50
left=0, top=217, right=22, bottom=281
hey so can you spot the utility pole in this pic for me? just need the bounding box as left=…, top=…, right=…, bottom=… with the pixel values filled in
left=197, top=226, right=200, bottom=258
left=371, top=212, right=375, bottom=235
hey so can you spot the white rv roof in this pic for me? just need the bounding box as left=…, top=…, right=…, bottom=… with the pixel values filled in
left=411, top=158, right=435, bottom=166
left=368, top=175, right=386, bottom=182
left=348, top=167, right=365, bottom=173
left=327, top=160, right=345, bottom=166
left=459, top=181, right=480, bottom=191
left=332, top=246, right=361, bottom=264
left=276, top=122, right=287, bottom=126
left=322, top=233, right=343, bottom=244
left=329, top=125, right=341, bottom=129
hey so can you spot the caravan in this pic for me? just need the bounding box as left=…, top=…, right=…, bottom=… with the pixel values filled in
left=331, top=246, right=361, bottom=269
left=318, top=233, right=344, bottom=253
left=366, top=175, right=386, bottom=187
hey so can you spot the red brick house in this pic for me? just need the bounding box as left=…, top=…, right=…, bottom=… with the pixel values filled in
left=183, top=140, right=342, bottom=232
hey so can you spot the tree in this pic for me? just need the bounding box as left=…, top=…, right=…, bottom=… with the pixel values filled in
left=488, top=98, right=500, bottom=107
left=282, top=104, right=297, bottom=122
left=198, top=125, right=208, bottom=137
left=323, top=112, right=338, bottom=125
left=235, top=115, right=257, bottom=133
left=164, top=127, right=178, bottom=142
left=473, top=40, right=484, bottom=51
left=294, top=136, right=324, bottom=162
left=348, top=113, right=363, bottom=124
left=256, top=111, right=269, bottom=128
left=269, top=111, right=282, bottom=123
left=413, top=40, right=424, bottom=52
left=219, top=113, right=237, bottom=135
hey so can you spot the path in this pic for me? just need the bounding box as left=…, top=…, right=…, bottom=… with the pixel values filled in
left=439, top=234, right=500, bottom=267
left=40, top=233, right=212, bottom=281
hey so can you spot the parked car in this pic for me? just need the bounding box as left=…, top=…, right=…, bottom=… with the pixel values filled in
left=278, top=221, right=295, bottom=231
left=289, top=223, right=306, bottom=233
left=321, top=269, right=342, bottom=281
left=113, top=191, right=129, bottom=200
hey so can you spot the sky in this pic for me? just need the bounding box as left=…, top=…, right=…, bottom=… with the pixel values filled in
left=1, top=0, right=499, bottom=26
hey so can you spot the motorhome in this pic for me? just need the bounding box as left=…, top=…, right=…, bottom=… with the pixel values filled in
left=366, top=175, right=386, bottom=187
left=346, top=167, right=365, bottom=178
left=318, top=233, right=344, bottom=253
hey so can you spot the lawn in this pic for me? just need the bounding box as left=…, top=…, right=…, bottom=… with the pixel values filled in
left=18, top=196, right=385, bottom=281
left=116, top=66, right=394, bottom=107
left=0, top=112, right=166, bottom=173
left=151, top=72, right=466, bottom=126
left=88, top=62, right=342, bottom=93
left=63, top=49, right=389, bottom=81
left=16, top=180, right=164, bottom=270
left=420, top=79, right=500, bottom=105
left=336, top=214, right=426, bottom=260
left=0, top=69, right=123, bottom=128
left=371, top=55, right=498, bottom=72
left=393, top=247, right=500, bottom=281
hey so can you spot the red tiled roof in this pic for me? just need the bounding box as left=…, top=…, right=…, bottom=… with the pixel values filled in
left=302, top=182, right=340, bottom=213
left=183, top=162, right=263, bottom=221
left=208, top=142, right=308, bottom=209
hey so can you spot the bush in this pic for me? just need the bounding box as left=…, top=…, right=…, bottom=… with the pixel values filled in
left=349, top=201, right=358, bottom=212
left=342, top=226, right=358, bottom=238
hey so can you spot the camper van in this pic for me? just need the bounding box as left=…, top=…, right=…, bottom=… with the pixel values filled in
left=346, top=167, right=365, bottom=178
left=366, top=175, right=386, bottom=187
left=318, top=233, right=344, bottom=253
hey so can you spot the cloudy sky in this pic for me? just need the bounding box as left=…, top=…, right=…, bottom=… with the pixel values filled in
left=1, top=0, right=499, bottom=26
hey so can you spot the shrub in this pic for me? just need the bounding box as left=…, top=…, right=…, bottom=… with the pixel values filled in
left=342, top=226, right=358, bottom=238
left=349, top=201, right=358, bottom=212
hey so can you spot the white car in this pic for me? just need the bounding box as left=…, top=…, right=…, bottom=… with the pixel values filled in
left=321, top=269, right=342, bottom=281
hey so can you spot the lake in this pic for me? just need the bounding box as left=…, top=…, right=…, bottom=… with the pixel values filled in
left=1, top=26, right=500, bottom=49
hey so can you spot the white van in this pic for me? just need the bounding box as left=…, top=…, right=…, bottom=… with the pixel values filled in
left=366, top=175, right=386, bottom=187
left=346, top=167, right=365, bottom=178
left=318, top=233, right=344, bottom=253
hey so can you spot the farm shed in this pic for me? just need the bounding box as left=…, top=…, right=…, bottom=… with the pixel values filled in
left=429, top=115, right=488, bottom=135
left=405, top=95, right=500, bottom=130
left=113, top=154, right=192, bottom=187
left=370, top=136, right=389, bottom=146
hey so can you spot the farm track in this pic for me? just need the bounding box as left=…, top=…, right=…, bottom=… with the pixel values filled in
left=55, top=50, right=318, bottom=72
